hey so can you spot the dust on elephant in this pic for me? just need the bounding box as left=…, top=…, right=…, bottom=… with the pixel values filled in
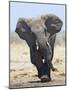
left=15, top=14, right=63, bottom=82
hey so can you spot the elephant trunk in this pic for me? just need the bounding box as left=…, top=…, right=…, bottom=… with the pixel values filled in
left=37, top=35, right=52, bottom=67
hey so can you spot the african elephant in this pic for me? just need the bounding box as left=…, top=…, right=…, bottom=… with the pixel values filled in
left=15, top=14, right=63, bottom=82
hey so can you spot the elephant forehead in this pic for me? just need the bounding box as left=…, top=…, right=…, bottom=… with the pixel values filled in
left=30, top=20, right=46, bottom=32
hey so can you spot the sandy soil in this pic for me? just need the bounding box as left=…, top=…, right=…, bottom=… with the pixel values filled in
left=10, top=41, right=66, bottom=88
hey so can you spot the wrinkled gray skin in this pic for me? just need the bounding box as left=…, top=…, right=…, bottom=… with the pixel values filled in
left=15, top=14, right=63, bottom=80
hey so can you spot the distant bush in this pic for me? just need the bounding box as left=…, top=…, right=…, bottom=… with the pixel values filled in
left=55, top=31, right=65, bottom=46
left=10, top=32, right=25, bottom=44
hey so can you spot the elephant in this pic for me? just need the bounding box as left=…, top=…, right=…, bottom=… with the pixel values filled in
left=15, top=14, right=63, bottom=82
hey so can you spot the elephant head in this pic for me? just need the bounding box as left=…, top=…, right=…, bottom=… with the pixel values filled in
left=15, top=14, right=63, bottom=52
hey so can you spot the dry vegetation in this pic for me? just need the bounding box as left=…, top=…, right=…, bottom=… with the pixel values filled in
left=10, top=31, right=66, bottom=88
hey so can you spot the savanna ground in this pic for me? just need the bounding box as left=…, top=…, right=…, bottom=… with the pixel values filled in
left=9, top=32, right=66, bottom=88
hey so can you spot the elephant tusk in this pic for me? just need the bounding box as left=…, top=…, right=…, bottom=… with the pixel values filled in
left=36, top=40, right=39, bottom=50
left=46, top=41, right=50, bottom=46
left=46, top=41, right=52, bottom=56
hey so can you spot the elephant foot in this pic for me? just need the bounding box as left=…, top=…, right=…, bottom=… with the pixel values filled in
left=40, top=75, right=51, bottom=82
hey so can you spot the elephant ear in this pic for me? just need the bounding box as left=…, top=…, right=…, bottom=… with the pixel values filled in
left=16, top=18, right=31, bottom=33
left=15, top=18, right=32, bottom=40
left=45, top=16, right=63, bottom=35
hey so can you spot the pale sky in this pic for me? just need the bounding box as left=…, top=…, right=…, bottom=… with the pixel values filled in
left=10, top=2, right=65, bottom=32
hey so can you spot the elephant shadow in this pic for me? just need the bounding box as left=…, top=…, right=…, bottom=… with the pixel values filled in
left=28, top=80, right=52, bottom=83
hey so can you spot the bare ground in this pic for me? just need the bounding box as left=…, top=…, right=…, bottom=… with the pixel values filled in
left=10, top=42, right=66, bottom=88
